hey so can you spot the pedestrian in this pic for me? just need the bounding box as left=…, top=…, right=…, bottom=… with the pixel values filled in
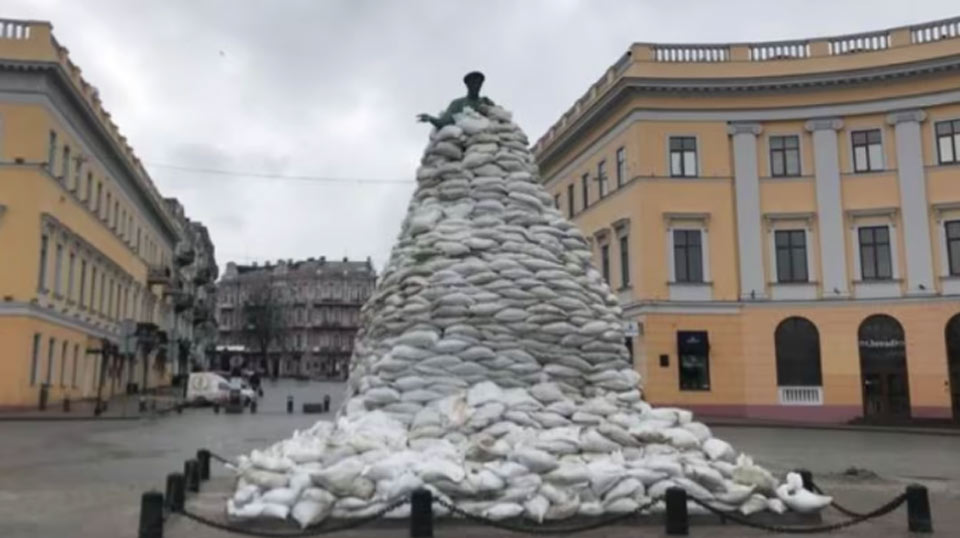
left=250, top=370, right=263, bottom=397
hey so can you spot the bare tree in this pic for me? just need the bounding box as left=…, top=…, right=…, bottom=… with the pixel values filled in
left=242, top=278, right=286, bottom=379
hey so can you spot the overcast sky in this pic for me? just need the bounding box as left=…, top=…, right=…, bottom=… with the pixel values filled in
left=6, top=1, right=958, bottom=271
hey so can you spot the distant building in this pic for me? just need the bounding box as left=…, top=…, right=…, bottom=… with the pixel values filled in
left=535, top=17, right=960, bottom=423
left=0, top=19, right=216, bottom=409
left=215, top=257, right=376, bottom=378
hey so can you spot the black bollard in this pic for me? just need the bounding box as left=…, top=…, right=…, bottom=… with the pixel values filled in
left=665, top=487, right=689, bottom=536
left=409, top=488, right=434, bottom=538
left=165, top=473, right=185, bottom=512
left=138, top=490, right=164, bottom=538
left=906, top=484, right=933, bottom=533
left=176, top=404, right=183, bottom=415
left=139, top=397, right=147, bottom=413
left=63, top=397, right=71, bottom=413
left=197, top=449, right=211, bottom=481
left=795, top=468, right=815, bottom=491
left=213, top=403, right=220, bottom=414
left=287, top=395, right=294, bottom=414
left=184, top=459, right=200, bottom=493
left=323, top=395, right=330, bottom=412
left=38, top=384, right=49, bottom=410
left=250, top=400, right=258, bottom=414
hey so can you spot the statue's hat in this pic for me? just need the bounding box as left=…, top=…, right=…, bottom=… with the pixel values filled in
left=464, top=71, right=485, bottom=85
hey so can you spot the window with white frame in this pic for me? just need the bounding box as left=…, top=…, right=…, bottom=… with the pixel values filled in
left=597, top=160, right=608, bottom=198
left=936, top=120, right=960, bottom=165
left=774, top=230, right=808, bottom=283
left=669, top=137, right=697, bottom=177
left=581, top=173, right=589, bottom=210
left=616, top=147, right=626, bottom=187
left=673, top=229, right=704, bottom=283
left=851, top=129, right=883, bottom=172
left=946, top=220, right=960, bottom=276
left=769, top=135, right=800, bottom=177
left=858, top=225, right=893, bottom=280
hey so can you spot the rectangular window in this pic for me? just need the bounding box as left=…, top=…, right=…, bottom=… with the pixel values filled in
left=553, top=193, right=560, bottom=209
left=581, top=173, right=589, bottom=209
left=567, top=184, right=575, bottom=218
left=852, top=129, right=883, bottom=172
left=619, top=233, right=631, bottom=287
left=677, top=330, right=710, bottom=391
left=38, top=234, right=49, bottom=291
left=48, top=131, right=57, bottom=172
left=74, top=161, right=82, bottom=192
left=669, top=136, right=698, bottom=177
left=60, top=341, right=68, bottom=387
left=946, top=220, right=960, bottom=276
left=72, top=344, right=79, bottom=388
left=105, top=192, right=111, bottom=223
left=29, top=333, right=41, bottom=386
left=67, top=251, right=76, bottom=300
left=673, top=229, right=704, bottom=283
left=85, top=172, right=92, bottom=203
left=600, top=243, right=610, bottom=283
left=935, top=120, right=960, bottom=165
left=774, top=230, right=808, bottom=282
left=61, top=145, right=70, bottom=181
left=108, top=279, right=114, bottom=318
left=769, top=135, right=800, bottom=177
left=859, top=225, right=893, bottom=280
left=96, top=182, right=102, bottom=212
left=79, top=259, right=87, bottom=306
left=616, top=147, right=626, bottom=187
left=46, top=337, right=56, bottom=385
left=99, top=272, right=106, bottom=313
left=113, top=201, right=119, bottom=229
left=90, top=267, right=97, bottom=310
left=597, top=160, right=608, bottom=198
left=53, top=243, right=63, bottom=296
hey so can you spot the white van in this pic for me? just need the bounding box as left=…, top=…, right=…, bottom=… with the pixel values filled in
left=186, top=372, right=257, bottom=406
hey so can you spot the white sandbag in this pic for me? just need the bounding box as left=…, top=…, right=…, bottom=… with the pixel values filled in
left=311, top=457, right=365, bottom=494
left=378, top=472, right=424, bottom=500
left=232, top=483, right=259, bottom=506
left=291, top=499, right=332, bottom=529
left=523, top=495, right=550, bottom=523
left=582, top=398, right=618, bottom=416
left=260, top=487, right=300, bottom=507
left=485, top=503, right=524, bottom=520
left=674, top=477, right=713, bottom=500
left=485, top=461, right=530, bottom=479
left=732, top=455, right=778, bottom=493
left=598, top=423, right=637, bottom=446
left=227, top=499, right=265, bottom=519
left=767, top=498, right=787, bottom=514
left=580, top=429, right=620, bottom=452
left=545, top=462, right=590, bottom=485
left=776, top=472, right=831, bottom=513
left=703, top=438, right=736, bottom=462
left=415, top=458, right=466, bottom=483
left=250, top=450, right=294, bottom=473
left=571, top=411, right=603, bottom=425
left=243, top=469, right=289, bottom=489
left=512, top=446, right=559, bottom=473
left=468, top=469, right=506, bottom=492
left=663, top=428, right=701, bottom=449
left=605, top=497, right=640, bottom=513
left=261, top=502, right=290, bottom=520
left=604, top=478, right=644, bottom=503
left=365, top=387, right=401, bottom=405
left=587, top=459, right=626, bottom=496
left=715, top=483, right=756, bottom=505
left=739, top=493, right=768, bottom=516
left=530, top=383, right=566, bottom=403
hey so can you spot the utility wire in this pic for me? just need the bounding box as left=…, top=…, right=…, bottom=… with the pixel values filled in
left=144, top=162, right=414, bottom=185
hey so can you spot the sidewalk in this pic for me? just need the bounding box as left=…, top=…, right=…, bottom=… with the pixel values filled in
left=0, top=386, right=184, bottom=421
left=703, top=416, right=960, bottom=436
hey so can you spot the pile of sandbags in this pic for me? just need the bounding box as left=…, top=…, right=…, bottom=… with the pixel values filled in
left=227, top=105, right=830, bottom=528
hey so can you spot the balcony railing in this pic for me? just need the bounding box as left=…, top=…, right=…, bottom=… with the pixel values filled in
left=827, top=30, right=890, bottom=55
left=147, top=265, right=172, bottom=286
left=911, top=16, right=960, bottom=44
left=778, top=386, right=823, bottom=406
left=653, top=44, right=729, bottom=63
left=0, top=19, right=32, bottom=40
left=749, top=40, right=810, bottom=61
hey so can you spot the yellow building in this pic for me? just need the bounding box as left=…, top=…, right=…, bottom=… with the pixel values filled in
left=535, top=17, right=960, bottom=423
left=0, top=20, right=195, bottom=409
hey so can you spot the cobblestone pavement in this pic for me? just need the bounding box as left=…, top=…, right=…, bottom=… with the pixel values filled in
left=1, top=381, right=958, bottom=537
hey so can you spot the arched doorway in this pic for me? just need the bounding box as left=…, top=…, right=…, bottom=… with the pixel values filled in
left=945, top=314, right=960, bottom=420
left=858, top=314, right=910, bottom=420
left=775, top=317, right=823, bottom=404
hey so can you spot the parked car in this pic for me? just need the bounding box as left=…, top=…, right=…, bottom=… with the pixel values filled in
left=185, top=372, right=257, bottom=406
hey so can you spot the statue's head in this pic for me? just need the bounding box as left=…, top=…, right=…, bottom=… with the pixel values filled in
left=464, top=71, right=485, bottom=95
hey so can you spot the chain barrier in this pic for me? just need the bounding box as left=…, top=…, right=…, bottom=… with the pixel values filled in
left=175, top=497, right=408, bottom=537
left=208, top=451, right=237, bottom=467
left=809, top=483, right=869, bottom=518
left=688, top=493, right=907, bottom=534
left=433, top=496, right=657, bottom=535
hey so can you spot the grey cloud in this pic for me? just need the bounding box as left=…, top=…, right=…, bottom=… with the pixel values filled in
left=6, top=0, right=958, bottom=271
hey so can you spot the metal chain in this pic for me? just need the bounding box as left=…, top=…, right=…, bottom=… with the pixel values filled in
left=433, top=496, right=657, bottom=535
left=810, top=483, right=870, bottom=518
left=208, top=451, right=237, bottom=467
left=176, top=497, right=407, bottom=537
left=688, top=493, right=907, bottom=534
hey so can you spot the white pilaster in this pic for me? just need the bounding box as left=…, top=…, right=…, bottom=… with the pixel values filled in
left=728, top=122, right=765, bottom=300
left=805, top=118, right=849, bottom=297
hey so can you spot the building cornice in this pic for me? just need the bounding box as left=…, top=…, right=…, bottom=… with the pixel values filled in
left=537, top=54, right=960, bottom=174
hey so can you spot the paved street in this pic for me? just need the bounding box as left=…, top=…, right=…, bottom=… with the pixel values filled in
left=0, top=381, right=958, bottom=537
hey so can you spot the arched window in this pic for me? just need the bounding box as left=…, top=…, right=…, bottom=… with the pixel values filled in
left=775, top=316, right=822, bottom=386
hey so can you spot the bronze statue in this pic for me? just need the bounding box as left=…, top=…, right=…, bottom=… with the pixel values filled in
left=417, top=71, right=495, bottom=129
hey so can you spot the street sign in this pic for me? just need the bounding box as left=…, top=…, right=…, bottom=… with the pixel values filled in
left=623, top=321, right=640, bottom=337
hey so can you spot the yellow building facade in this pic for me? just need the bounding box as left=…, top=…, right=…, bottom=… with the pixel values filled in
left=536, top=18, right=960, bottom=423
left=0, top=20, right=187, bottom=409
